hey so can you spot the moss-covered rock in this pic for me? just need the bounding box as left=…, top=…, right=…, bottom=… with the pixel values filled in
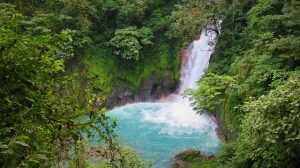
left=171, top=149, right=215, bottom=168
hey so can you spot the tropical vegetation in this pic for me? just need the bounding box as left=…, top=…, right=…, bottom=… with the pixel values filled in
left=0, top=0, right=299, bottom=167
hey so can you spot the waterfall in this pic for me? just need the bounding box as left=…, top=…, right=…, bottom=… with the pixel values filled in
left=164, top=20, right=221, bottom=105
left=108, top=21, right=222, bottom=167
left=145, top=21, right=222, bottom=135
left=179, top=22, right=221, bottom=94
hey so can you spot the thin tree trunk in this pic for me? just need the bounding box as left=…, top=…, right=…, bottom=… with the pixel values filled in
left=210, top=112, right=228, bottom=142
left=222, top=99, right=228, bottom=138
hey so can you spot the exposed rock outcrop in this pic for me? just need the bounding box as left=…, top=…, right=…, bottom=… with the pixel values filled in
left=102, top=71, right=177, bottom=108
left=104, top=87, right=135, bottom=108
left=138, top=71, right=176, bottom=101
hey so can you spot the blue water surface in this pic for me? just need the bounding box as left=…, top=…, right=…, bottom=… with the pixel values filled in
left=108, top=102, right=221, bottom=167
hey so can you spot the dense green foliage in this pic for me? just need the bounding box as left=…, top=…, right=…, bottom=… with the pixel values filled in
left=186, top=73, right=237, bottom=141
left=187, top=0, right=300, bottom=167
left=1, top=0, right=299, bottom=167
left=82, top=0, right=182, bottom=96
left=92, top=0, right=181, bottom=94
left=0, top=0, right=182, bottom=167
left=0, top=3, right=121, bottom=167
left=109, top=26, right=153, bottom=60
left=234, top=75, right=300, bottom=167
left=0, top=1, right=158, bottom=167
left=2, top=0, right=182, bottom=98
left=169, top=0, right=228, bottom=45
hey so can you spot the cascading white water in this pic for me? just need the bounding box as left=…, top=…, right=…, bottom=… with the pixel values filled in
left=145, top=22, right=221, bottom=132
left=108, top=21, right=222, bottom=167
left=178, top=23, right=219, bottom=94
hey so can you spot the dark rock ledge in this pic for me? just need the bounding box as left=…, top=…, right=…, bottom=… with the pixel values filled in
left=99, top=71, right=177, bottom=109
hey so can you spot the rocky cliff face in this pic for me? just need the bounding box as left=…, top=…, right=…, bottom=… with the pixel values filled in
left=102, top=71, right=177, bottom=108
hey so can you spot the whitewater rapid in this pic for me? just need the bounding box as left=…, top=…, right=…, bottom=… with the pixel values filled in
left=108, top=22, right=222, bottom=167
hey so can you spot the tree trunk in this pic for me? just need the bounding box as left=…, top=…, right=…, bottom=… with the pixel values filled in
left=210, top=112, right=228, bottom=142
